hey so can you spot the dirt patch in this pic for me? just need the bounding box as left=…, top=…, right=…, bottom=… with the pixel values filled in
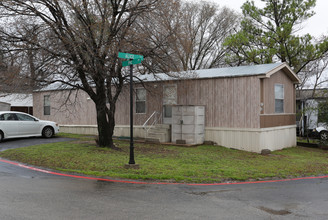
left=135, top=144, right=178, bottom=156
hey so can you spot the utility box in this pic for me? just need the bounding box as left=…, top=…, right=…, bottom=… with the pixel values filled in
left=172, top=105, right=205, bottom=145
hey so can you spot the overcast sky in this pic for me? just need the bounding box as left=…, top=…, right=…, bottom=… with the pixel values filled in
left=188, top=0, right=328, bottom=38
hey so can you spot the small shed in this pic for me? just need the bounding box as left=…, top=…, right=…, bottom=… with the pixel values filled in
left=0, top=101, right=11, bottom=111
left=0, top=93, right=33, bottom=114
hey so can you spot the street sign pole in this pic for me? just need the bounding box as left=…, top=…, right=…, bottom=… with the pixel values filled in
left=129, top=62, right=135, bottom=164
left=118, top=52, right=143, bottom=166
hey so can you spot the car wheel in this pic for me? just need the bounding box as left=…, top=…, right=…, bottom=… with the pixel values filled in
left=42, top=126, right=54, bottom=138
left=320, top=131, right=328, bottom=140
left=0, top=131, right=3, bottom=142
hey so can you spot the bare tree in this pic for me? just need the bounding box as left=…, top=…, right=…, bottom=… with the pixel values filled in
left=0, top=38, right=25, bottom=92
left=0, top=21, right=63, bottom=93
left=307, top=56, right=328, bottom=96
left=134, top=0, right=239, bottom=73
left=0, top=0, right=159, bottom=148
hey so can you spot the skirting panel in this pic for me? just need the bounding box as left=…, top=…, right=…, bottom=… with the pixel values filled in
left=60, top=124, right=296, bottom=153
left=59, top=125, right=147, bottom=138
left=205, top=125, right=296, bottom=153
left=59, top=125, right=171, bottom=142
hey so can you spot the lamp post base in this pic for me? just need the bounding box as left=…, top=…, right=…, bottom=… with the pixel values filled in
left=124, top=164, right=140, bottom=169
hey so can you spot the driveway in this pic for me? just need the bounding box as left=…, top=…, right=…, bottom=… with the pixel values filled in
left=0, top=136, right=75, bottom=151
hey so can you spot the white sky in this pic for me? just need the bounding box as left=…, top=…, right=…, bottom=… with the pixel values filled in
left=188, top=0, right=328, bottom=38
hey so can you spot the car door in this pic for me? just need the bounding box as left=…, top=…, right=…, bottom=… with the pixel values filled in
left=0, top=113, right=20, bottom=137
left=16, top=113, right=42, bottom=136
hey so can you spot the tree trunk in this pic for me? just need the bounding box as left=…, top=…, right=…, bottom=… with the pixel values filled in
left=107, top=104, right=116, bottom=148
left=95, top=103, right=113, bottom=148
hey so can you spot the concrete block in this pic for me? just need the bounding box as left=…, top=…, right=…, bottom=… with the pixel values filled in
left=176, top=139, right=186, bottom=144
left=145, top=138, right=160, bottom=143
left=172, top=133, right=183, bottom=143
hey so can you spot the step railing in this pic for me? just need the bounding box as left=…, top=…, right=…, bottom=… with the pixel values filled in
left=143, top=111, right=162, bottom=138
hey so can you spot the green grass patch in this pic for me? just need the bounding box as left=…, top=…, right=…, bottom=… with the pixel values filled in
left=1, top=133, right=328, bottom=183
left=297, top=137, right=319, bottom=144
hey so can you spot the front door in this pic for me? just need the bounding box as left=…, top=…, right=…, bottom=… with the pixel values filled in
left=163, top=85, right=177, bottom=124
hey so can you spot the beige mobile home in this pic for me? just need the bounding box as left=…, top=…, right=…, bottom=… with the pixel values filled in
left=33, top=63, right=300, bottom=153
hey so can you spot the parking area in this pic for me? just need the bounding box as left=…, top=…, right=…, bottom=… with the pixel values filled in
left=0, top=136, right=75, bottom=152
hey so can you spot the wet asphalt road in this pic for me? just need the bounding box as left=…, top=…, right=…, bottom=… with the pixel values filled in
left=0, top=136, right=75, bottom=151
left=1, top=138, right=328, bottom=219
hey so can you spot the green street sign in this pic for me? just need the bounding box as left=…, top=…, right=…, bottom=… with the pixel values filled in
left=122, top=58, right=143, bottom=67
left=118, top=52, right=143, bottom=60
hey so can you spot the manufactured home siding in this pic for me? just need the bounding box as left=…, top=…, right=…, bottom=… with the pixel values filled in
left=115, top=76, right=261, bottom=128
left=262, top=70, right=295, bottom=114
left=33, top=69, right=295, bottom=130
left=34, top=90, right=97, bottom=125
left=115, top=83, right=163, bottom=125
left=179, top=76, right=260, bottom=128
left=177, top=77, right=260, bottom=128
left=260, top=69, right=296, bottom=128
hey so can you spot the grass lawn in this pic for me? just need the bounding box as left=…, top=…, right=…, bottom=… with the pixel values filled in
left=1, top=133, right=328, bottom=183
left=297, top=137, right=320, bottom=144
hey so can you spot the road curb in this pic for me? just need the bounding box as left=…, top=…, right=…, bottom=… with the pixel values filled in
left=1, top=158, right=328, bottom=186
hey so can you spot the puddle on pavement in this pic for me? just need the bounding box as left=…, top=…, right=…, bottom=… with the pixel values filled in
left=258, top=206, right=291, bottom=215
left=188, top=189, right=242, bottom=196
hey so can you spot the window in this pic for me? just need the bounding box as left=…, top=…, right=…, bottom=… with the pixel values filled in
left=44, top=95, right=51, bottom=115
left=164, top=105, right=172, bottom=118
left=16, top=113, right=36, bottom=121
left=3, top=113, right=18, bottom=120
left=163, top=85, right=177, bottom=118
left=136, top=88, right=146, bottom=114
left=275, top=84, right=284, bottom=113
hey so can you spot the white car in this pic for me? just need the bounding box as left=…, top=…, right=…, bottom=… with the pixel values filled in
left=314, top=126, right=328, bottom=140
left=0, top=111, right=59, bottom=142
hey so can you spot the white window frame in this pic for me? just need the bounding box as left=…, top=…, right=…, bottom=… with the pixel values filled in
left=274, top=84, right=284, bottom=113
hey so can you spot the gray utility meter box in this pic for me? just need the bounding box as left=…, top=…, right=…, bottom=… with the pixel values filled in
left=171, top=105, right=205, bottom=145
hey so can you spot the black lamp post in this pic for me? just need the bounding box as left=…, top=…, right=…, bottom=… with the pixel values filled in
left=129, top=63, right=135, bottom=164
left=118, top=52, right=142, bottom=166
